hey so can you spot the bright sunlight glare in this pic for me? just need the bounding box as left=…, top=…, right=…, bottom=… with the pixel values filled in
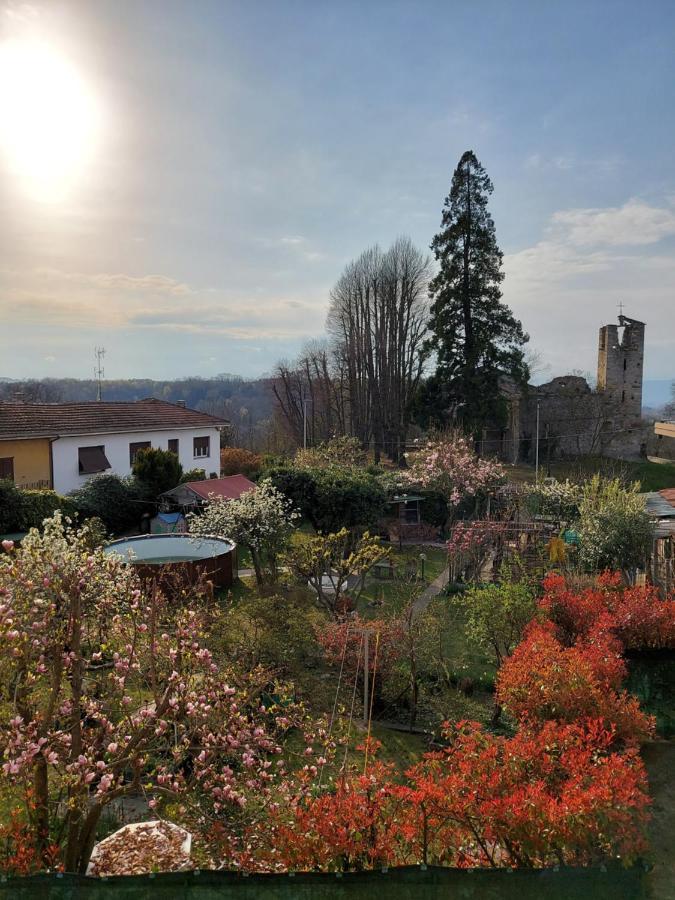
left=0, top=38, right=101, bottom=202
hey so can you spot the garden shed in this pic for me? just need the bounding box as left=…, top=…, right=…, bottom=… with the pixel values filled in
left=160, top=474, right=256, bottom=513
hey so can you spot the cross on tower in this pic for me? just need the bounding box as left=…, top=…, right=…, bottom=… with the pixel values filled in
left=617, top=300, right=625, bottom=317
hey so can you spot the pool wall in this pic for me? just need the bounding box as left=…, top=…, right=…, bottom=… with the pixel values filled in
left=105, top=534, right=238, bottom=591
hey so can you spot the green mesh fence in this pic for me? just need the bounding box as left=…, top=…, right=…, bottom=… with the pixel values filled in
left=0, top=865, right=647, bottom=900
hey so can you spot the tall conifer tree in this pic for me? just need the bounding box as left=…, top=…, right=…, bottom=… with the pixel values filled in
left=424, top=150, right=529, bottom=438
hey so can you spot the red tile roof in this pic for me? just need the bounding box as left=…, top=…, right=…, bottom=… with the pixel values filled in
left=0, top=399, right=228, bottom=439
left=186, top=475, right=256, bottom=501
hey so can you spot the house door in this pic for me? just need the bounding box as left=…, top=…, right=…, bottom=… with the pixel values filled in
left=0, top=457, right=14, bottom=481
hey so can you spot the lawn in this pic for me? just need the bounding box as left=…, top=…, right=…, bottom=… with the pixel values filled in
left=358, top=545, right=448, bottom=613
left=507, top=456, right=675, bottom=491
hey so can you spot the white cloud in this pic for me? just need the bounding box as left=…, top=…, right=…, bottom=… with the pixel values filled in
left=503, top=197, right=675, bottom=380
left=550, top=198, right=675, bottom=247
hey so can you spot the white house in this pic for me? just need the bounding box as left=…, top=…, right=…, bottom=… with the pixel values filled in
left=0, top=399, right=227, bottom=495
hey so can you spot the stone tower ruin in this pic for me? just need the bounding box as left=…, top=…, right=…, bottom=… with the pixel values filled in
left=596, top=314, right=645, bottom=424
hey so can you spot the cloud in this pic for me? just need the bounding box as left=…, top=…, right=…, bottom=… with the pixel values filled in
left=503, top=197, right=675, bottom=380
left=33, top=268, right=193, bottom=295
left=550, top=199, right=675, bottom=247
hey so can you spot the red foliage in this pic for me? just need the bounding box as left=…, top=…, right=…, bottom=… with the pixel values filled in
left=496, top=623, right=654, bottom=745
left=316, top=615, right=406, bottom=679
left=241, top=722, right=650, bottom=871
left=0, top=808, right=60, bottom=875
left=540, top=571, right=675, bottom=650
left=396, top=719, right=650, bottom=868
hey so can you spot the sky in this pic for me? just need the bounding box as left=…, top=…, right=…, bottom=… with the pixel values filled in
left=0, top=0, right=674, bottom=384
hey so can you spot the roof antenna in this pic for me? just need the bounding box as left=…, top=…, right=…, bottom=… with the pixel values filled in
left=94, top=347, right=106, bottom=401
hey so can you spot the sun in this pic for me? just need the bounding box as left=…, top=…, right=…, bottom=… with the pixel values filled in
left=0, top=38, right=101, bottom=201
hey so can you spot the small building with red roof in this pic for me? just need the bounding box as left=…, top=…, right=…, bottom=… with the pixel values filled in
left=159, top=474, right=256, bottom=511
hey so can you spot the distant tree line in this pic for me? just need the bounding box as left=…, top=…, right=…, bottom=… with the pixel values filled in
left=0, top=375, right=281, bottom=452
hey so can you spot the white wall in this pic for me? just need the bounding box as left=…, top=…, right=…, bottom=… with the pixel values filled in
left=52, top=427, right=221, bottom=495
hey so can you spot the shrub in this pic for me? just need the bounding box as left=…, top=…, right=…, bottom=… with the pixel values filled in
left=542, top=572, right=675, bottom=651
left=496, top=622, right=655, bottom=745
left=309, top=469, right=386, bottom=533
left=69, top=474, right=144, bottom=533
left=577, top=476, right=653, bottom=574
left=0, top=480, right=23, bottom=533
left=180, top=468, right=206, bottom=483
left=20, top=490, right=76, bottom=530
left=132, top=447, right=183, bottom=498
left=0, top=483, right=75, bottom=533
left=294, top=436, right=367, bottom=470
left=220, top=447, right=262, bottom=477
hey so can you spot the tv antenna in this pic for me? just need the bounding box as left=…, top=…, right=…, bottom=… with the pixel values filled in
left=94, top=347, right=105, bottom=401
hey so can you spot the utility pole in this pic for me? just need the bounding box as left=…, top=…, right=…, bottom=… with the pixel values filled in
left=302, top=395, right=312, bottom=450
left=535, top=397, right=540, bottom=482
left=94, top=347, right=105, bottom=401
left=363, top=629, right=369, bottom=726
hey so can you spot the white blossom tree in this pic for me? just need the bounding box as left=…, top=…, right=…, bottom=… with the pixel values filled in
left=189, top=478, right=299, bottom=586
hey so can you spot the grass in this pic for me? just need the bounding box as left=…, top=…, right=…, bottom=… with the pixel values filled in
left=507, top=456, right=675, bottom=491
left=358, top=545, right=448, bottom=613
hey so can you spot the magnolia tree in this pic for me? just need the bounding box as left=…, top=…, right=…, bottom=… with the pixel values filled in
left=189, top=478, right=299, bottom=586
left=285, top=528, right=388, bottom=617
left=405, top=434, right=503, bottom=509
left=0, top=515, right=320, bottom=873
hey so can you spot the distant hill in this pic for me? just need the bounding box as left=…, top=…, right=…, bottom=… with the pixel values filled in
left=0, top=376, right=277, bottom=448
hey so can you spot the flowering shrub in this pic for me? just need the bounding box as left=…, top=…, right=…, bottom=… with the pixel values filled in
left=0, top=515, right=320, bottom=873
left=189, top=477, right=299, bottom=585
left=285, top=528, right=388, bottom=618
left=405, top=434, right=504, bottom=507
left=446, top=520, right=508, bottom=581
left=496, top=622, right=654, bottom=745
left=526, top=479, right=581, bottom=521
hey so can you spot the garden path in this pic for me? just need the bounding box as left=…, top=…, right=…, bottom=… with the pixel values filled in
left=411, top=565, right=450, bottom=620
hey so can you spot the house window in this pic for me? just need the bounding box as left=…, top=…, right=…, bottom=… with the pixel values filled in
left=0, top=457, right=14, bottom=481
left=168, top=438, right=179, bottom=456
left=193, top=436, right=210, bottom=458
left=129, top=441, right=151, bottom=466
left=78, top=446, right=111, bottom=475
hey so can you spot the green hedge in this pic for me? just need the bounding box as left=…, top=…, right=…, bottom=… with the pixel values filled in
left=0, top=481, right=76, bottom=534
left=264, top=465, right=386, bottom=533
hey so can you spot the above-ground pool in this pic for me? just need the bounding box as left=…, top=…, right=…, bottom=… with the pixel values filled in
left=104, top=534, right=237, bottom=590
